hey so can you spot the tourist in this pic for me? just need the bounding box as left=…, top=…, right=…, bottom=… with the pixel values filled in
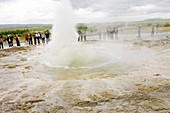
left=28, top=33, right=33, bottom=45
left=0, top=34, right=3, bottom=49
left=7, top=34, right=13, bottom=47
left=33, top=34, right=37, bottom=45
left=151, top=27, right=155, bottom=37
left=81, top=30, right=84, bottom=41
left=45, top=30, right=50, bottom=44
left=110, top=28, right=115, bottom=39
left=77, top=30, right=82, bottom=41
left=102, top=31, right=106, bottom=39
left=98, top=31, right=102, bottom=40
left=35, top=32, right=40, bottom=45
left=15, top=34, right=20, bottom=46
left=10, top=34, right=14, bottom=46
left=107, top=29, right=110, bottom=39
left=115, top=27, right=119, bottom=39
left=24, top=34, right=29, bottom=44
left=6, top=35, right=10, bottom=47
left=137, top=26, right=141, bottom=39
left=41, top=32, right=45, bottom=43
left=82, top=30, right=87, bottom=41
left=156, top=24, right=159, bottom=34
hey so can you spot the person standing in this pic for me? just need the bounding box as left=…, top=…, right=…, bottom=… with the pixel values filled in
left=33, top=34, right=37, bottom=45
left=6, top=35, right=11, bottom=47
left=41, top=32, right=45, bottom=43
left=77, top=30, right=82, bottom=41
left=0, top=34, right=3, bottom=49
left=115, top=27, right=119, bottom=39
left=45, top=30, right=50, bottom=44
left=137, top=26, right=141, bottom=39
left=103, top=31, right=106, bottom=40
left=35, top=32, right=40, bottom=45
left=10, top=34, right=14, bottom=46
left=28, top=33, right=33, bottom=45
left=15, top=34, right=20, bottom=46
left=24, top=34, right=29, bottom=45
left=151, top=27, right=155, bottom=37
left=110, top=28, right=115, bottom=40
left=82, top=30, right=87, bottom=41
left=156, top=24, right=159, bottom=34
left=107, top=28, right=111, bottom=39
left=98, top=31, right=102, bottom=40
left=7, top=34, right=13, bottom=47
left=80, top=30, right=84, bottom=41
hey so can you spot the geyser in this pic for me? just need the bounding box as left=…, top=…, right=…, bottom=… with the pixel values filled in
left=41, top=0, right=155, bottom=78
left=47, top=0, right=111, bottom=68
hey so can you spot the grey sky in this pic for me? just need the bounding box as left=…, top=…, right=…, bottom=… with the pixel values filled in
left=0, top=0, right=170, bottom=24
left=71, top=0, right=170, bottom=22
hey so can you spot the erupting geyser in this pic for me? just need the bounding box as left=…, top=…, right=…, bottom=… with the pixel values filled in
left=47, top=0, right=110, bottom=68
left=43, top=0, right=155, bottom=77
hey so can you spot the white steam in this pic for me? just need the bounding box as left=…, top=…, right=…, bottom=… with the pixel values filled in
left=45, top=0, right=155, bottom=71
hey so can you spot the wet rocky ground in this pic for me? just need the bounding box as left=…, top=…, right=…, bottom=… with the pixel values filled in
left=0, top=38, right=170, bottom=113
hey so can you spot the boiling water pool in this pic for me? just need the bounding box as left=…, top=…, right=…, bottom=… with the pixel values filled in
left=28, top=40, right=156, bottom=80
left=27, top=0, right=155, bottom=81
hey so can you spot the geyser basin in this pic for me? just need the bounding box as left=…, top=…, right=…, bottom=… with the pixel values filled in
left=33, top=41, right=155, bottom=80
left=30, top=0, right=155, bottom=80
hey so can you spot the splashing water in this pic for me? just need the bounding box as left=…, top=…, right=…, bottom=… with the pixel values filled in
left=39, top=0, right=156, bottom=79
left=46, top=0, right=112, bottom=68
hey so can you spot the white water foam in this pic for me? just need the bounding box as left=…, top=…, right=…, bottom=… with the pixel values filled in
left=41, top=0, right=156, bottom=77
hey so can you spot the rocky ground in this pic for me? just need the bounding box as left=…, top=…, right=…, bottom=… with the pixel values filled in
left=0, top=38, right=170, bottom=113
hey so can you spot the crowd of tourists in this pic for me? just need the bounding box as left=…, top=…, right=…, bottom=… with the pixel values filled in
left=77, top=30, right=87, bottom=41
left=0, top=30, right=50, bottom=49
left=98, top=27, right=119, bottom=40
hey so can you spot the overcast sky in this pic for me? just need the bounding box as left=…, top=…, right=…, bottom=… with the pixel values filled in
left=0, top=0, right=170, bottom=24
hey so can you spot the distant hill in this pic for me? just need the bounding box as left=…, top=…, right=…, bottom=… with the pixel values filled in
left=144, top=18, right=163, bottom=21
left=0, top=24, right=52, bottom=28
left=1, top=18, right=170, bottom=29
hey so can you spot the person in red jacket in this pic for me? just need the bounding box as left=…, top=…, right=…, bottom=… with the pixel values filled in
left=24, top=34, right=29, bottom=44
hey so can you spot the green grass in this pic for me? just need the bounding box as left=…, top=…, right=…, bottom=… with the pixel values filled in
left=161, top=27, right=170, bottom=31
left=0, top=26, right=52, bottom=41
left=0, top=26, right=51, bottom=32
